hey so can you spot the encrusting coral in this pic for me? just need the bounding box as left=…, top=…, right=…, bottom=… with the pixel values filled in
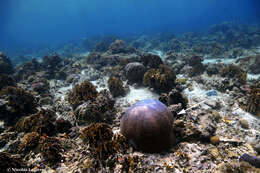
left=143, top=64, right=176, bottom=93
left=68, top=80, right=98, bottom=109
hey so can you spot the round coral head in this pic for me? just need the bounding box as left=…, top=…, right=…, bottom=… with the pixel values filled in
left=120, top=99, right=174, bottom=153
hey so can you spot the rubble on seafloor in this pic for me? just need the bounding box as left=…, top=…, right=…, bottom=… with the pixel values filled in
left=0, top=22, right=260, bottom=172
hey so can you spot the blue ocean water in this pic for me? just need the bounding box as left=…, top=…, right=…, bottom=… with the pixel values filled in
left=0, top=0, right=259, bottom=56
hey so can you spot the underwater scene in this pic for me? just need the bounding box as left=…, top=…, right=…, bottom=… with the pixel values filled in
left=0, top=0, right=260, bottom=172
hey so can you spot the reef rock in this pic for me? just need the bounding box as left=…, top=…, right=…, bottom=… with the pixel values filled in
left=124, top=62, right=146, bottom=84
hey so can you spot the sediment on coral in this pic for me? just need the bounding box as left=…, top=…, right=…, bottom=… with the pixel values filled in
left=67, top=80, right=98, bottom=109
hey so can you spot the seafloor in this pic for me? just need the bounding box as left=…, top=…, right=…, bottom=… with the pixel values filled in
left=0, top=22, right=260, bottom=172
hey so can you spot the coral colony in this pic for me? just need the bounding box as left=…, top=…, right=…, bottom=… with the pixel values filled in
left=0, top=7, right=260, bottom=172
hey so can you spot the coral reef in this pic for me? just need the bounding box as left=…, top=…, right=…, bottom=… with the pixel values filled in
left=0, top=87, right=37, bottom=125
left=107, top=76, right=126, bottom=97
left=0, top=152, right=26, bottom=170
left=93, top=36, right=117, bottom=52
left=68, top=80, right=98, bottom=109
left=74, top=90, right=115, bottom=125
left=241, top=82, right=260, bottom=116
left=120, top=99, right=174, bottom=153
left=0, top=52, right=14, bottom=75
left=38, top=135, right=62, bottom=165
left=159, top=89, right=188, bottom=109
left=0, top=74, right=16, bottom=91
left=124, top=62, right=146, bottom=84
left=80, top=123, right=114, bottom=159
left=18, top=132, right=40, bottom=153
left=16, top=109, right=56, bottom=136
left=187, top=55, right=205, bottom=76
left=55, top=118, right=72, bottom=134
left=143, top=64, right=176, bottom=93
left=141, top=53, right=163, bottom=68
left=14, top=58, right=41, bottom=81
left=220, top=64, right=247, bottom=84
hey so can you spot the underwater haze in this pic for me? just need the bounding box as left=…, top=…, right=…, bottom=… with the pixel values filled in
left=0, top=0, right=259, bottom=53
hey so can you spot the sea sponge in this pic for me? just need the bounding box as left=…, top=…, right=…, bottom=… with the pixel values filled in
left=38, top=135, right=62, bottom=165
left=143, top=64, right=176, bottom=93
left=220, top=64, right=247, bottom=84
left=68, top=80, right=98, bottom=109
left=18, top=132, right=40, bottom=153
left=0, top=52, right=14, bottom=75
left=107, top=76, right=126, bottom=97
left=16, top=109, right=56, bottom=136
left=80, top=123, right=114, bottom=159
left=120, top=99, right=174, bottom=153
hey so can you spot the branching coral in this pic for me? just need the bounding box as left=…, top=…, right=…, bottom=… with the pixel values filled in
left=16, top=109, right=56, bottom=136
left=80, top=123, right=114, bottom=159
left=143, top=64, right=176, bottom=93
left=68, top=80, right=98, bottom=109
left=18, top=132, right=40, bottom=153
left=107, top=76, right=125, bottom=97
left=241, top=83, right=260, bottom=116
left=38, top=135, right=62, bottom=165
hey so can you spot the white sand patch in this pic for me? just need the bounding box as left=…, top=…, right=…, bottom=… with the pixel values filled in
left=78, top=51, right=90, bottom=56
left=58, top=84, right=73, bottom=101
left=91, top=77, right=109, bottom=92
left=247, top=73, right=260, bottom=80
left=149, top=50, right=166, bottom=60
left=202, top=58, right=237, bottom=64
left=125, top=86, right=159, bottom=104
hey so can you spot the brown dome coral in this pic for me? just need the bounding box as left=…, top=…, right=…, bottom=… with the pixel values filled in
left=120, top=99, right=174, bottom=153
